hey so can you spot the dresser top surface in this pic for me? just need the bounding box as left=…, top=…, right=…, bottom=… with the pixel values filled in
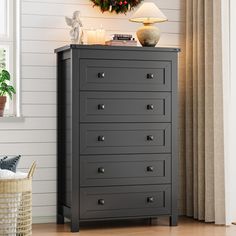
left=55, top=44, right=180, bottom=53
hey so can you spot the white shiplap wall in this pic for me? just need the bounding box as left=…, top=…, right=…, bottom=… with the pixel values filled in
left=0, top=0, right=185, bottom=222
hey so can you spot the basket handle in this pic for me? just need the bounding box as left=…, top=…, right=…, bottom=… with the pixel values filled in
left=27, top=162, right=36, bottom=178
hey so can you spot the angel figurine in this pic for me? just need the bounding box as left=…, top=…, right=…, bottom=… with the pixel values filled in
left=65, top=11, right=83, bottom=44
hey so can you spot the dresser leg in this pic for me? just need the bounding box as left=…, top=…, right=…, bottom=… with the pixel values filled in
left=169, top=215, right=178, bottom=226
left=57, top=214, right=64, bottom=224
left=71, top=220, right=80, bottom=232
left=149, top=218, right=152, bottom=225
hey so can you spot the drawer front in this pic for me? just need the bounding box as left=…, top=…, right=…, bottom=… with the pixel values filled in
left=80, top=154, right=171, bottom=187
left=80, top=92, right=171, bottom=123
left=80, top=185, right=171, bottom=219
left=80, top=123, right=171, bottom=155
left=80, top=60, right=171, bottom=91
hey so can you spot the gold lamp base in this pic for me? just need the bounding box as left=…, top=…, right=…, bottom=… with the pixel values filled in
left=136, top=23, right=161, bottom=47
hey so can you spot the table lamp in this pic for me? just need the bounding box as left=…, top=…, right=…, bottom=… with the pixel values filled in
left=129, top=2, right=168, bottom=47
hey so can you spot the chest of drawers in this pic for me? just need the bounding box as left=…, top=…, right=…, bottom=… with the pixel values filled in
left=55, top=45, right=179, bottom=232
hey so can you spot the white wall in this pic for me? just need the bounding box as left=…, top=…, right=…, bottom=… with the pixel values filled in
left=0, top=0, right=185, bottom=222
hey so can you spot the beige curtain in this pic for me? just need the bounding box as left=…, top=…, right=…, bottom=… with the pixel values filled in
left=179, top=0, right=226, bottom=224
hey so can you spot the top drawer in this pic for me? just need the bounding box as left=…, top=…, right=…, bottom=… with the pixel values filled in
left=80, top=60, right=171, bottom=91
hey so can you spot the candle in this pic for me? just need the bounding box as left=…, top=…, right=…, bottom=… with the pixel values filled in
left=87, top=27, right=106, bottom=45
left=87, top=29, right=97, bottom=45
left=96, top=27, right=106, bottom=45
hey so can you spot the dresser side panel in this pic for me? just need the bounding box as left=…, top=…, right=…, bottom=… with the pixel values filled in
left=57, top=50, right=72, bottom=216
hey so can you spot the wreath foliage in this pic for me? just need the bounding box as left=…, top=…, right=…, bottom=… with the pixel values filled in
left=90, top=0, right=143, bottom=14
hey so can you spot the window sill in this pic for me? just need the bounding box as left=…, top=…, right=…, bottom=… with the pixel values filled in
left=0, top=115, right=24, bottom=122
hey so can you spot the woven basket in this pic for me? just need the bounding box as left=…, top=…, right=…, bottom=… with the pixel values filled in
left=0, top=162, right=36, bottom=236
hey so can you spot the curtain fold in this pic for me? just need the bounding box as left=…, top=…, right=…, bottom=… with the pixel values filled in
left=180, top=0, right=226, bottom=224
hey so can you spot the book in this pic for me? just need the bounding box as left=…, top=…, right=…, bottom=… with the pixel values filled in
left=113, top=34, right=133, bottom=41
left=105, top=40, right=137, bottom=46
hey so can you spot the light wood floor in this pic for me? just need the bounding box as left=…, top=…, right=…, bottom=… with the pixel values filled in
left=32, top=217, right=236, bottom=236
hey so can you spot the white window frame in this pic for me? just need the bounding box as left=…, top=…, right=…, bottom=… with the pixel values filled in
left=0, top=0, right=20, bottom=116
left=222, top=0, right=236, bottom=225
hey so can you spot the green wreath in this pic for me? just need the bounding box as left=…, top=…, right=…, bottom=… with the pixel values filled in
left=90, top=0, right=143, bottom=14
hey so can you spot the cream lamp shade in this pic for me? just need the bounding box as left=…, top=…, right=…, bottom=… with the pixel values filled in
left=130, top=2, right=168, bottom=47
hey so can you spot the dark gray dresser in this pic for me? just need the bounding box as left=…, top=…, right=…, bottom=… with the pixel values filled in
left=55, top=45, right=179, bottom=232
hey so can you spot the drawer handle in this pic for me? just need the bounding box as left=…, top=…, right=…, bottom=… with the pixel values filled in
left=98, top=104, right=105, bottom=110
left=98, top=72, right=105, bottom=79
left=147, top=166, right=154, bottom=172
left=147, top=73, right=154, bottom=79
left=147, top=104, right=154, bottom=110
left=147, top=197, right=154, bottom=203
left=98, top=167, right=105, bottom=174
left=98, top=199, right=105, bottom=205
left=147, top=135, right=154, bottom=141
left=98, top=136, right=105, bottom=142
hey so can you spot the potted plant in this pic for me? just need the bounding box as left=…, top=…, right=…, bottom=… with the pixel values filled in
left=0, top=69, right=16, bottom=117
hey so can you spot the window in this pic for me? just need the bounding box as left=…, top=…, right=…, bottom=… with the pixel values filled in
left=0, top=0, right=20, bottom=116
left=0, top=0, right=7, bottom=37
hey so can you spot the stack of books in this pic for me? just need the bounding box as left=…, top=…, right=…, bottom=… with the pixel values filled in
left=106, top=34, right=137, bottom=46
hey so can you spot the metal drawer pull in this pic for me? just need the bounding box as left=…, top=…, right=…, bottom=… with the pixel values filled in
left=147, top=135, right=154, bottom=141
left=147, top=104, right=154, bottom=110
left=98, top=72, right=105, bottom=79
left=147, top=166, right=154, bottom=172
left=147, top=197, right=154, bottom=203
left=147, top=73, right=154, bottom=79
left=98, top=167, right=105, bottom=174
left=98, top=199, right=105, bottom=205
left=98, top=104, right=105, bottom=110
left=98, top=136, right=105, bottom=142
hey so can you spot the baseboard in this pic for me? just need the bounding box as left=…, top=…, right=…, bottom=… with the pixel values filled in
left=32, top=216, right=56, bottom=224
left=32, top=216, right=70, bottom=224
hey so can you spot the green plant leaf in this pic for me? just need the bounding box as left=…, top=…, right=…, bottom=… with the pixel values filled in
left=1, top=82, right=8, bottom=88
left=0, top=69, right=16, bottom=98
left=0, top=70, right=10, bottom=82
left=9, top=86, right=16, bottom=94
left=6, top=90, right=12, bottom=99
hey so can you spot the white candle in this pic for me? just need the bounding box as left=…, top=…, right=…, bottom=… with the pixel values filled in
left=96, top=27, right=106, bottom=45
left=87, top=29, right=97, bottom=45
